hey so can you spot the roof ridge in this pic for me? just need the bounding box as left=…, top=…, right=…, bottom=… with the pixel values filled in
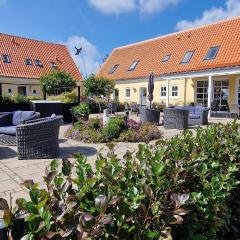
left=114, top=16, right=240, bottom=50
left=0, top=33, right=66, bottom=47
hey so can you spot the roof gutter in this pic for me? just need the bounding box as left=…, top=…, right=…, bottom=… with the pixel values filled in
left=160, top=66, right=240, bottom=80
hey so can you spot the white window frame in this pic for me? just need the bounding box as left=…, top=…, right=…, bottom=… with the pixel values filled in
left=195, top=80, right=209, bottom=107
left=125, top=88, right=131, bottom=99
left=160, top=86, right=167, bottom=99
left=171, top=85, right=179, bottom=99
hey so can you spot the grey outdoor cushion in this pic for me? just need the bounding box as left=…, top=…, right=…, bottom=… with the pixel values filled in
left=0, top=126, right=16, bottom=135
left=12, top=111, right=35, bottom=126
left=189, top=114, right=200, bottom=119
left=12, top=111, right=22, bottom=126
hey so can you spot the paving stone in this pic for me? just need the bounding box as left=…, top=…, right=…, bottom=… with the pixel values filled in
left=0, top=179, right=20, bottom=193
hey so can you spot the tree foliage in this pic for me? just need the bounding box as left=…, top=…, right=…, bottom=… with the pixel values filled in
left=84, top=75, right=115, bottom=97
left=40, top=70, right=77, bottom=95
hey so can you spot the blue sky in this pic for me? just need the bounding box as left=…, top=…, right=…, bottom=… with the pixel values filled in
left=0, top=0, right=239, bottom=77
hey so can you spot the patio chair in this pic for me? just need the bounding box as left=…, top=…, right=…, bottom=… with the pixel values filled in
left=163, top=108, right=189, bottom=129
left=210, top=101, right=219, bottom=117
left=16, top=116, right=62, bottom=160
left=130, top=102, right=140, bottom=115
left=229, top=104, right=240, bottom=118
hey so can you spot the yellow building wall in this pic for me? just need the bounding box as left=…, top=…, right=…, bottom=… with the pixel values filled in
left=0, top=76, right=84, bottom=98
left=1, top=84, right=42, bottom=97
left=114, top=74, right=240, bottom=106
left=115, top=78, right=195, bottom=105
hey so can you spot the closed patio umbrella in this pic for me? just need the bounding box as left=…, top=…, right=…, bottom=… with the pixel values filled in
left=148, top=72, right=154, bottom=109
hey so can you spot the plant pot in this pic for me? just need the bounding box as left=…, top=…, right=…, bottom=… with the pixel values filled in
left=62, top=103, right=78, bottom=122
left=140, top=108, right=160, bottom=124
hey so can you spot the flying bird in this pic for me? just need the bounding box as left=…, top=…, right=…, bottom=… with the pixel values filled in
left=75, top=46, right=82, bottom=55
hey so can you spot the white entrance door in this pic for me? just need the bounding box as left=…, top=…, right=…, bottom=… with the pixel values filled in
left=140, top=87, right=147, bottom=106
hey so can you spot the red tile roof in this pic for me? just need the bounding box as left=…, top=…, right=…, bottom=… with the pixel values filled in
left=98, top=17, right=240, bottom=80
left=0, top=33, right=83, bottom=80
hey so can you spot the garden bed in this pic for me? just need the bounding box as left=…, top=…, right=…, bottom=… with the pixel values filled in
left=65, top=117, right=162, bottom=143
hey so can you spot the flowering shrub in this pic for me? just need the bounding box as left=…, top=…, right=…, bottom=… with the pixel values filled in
left=127, top=118, right=142, bottom=130
left=65, top=117, right=161, bottom=143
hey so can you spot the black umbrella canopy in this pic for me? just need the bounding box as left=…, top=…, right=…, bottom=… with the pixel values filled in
left=148, top=73, right=154, bottom=108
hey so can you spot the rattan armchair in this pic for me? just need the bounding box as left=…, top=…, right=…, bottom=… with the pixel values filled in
left=16, top=116, right=62, bottom=160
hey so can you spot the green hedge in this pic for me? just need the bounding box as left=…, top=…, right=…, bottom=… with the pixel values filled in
left=2, top=122, right=240, bottom=239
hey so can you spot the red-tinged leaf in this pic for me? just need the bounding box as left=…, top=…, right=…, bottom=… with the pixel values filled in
left=99, top=215, right=113, bottom=225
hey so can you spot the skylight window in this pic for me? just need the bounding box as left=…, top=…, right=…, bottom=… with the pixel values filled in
left=204, top=46, right=220, bottom=60
left=181, top=51, right=195, bottom=64
left=50, top=62, right=57, bottom=69
left=109, top=64, right=119, bottom=74
left=35, top=59, right=43, bottom=67
left=2, top=54, right=11, bottom=63
left=25, top=59, right=32, bottom=66
left=128, top=60, right=139, bottom=71
left=162, top=54, right=171, bottom=63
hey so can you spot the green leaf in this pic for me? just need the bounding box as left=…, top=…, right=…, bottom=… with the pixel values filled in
left=21, top=234, right=35, bottom=240
left=151, top=162, right=164, bottom=176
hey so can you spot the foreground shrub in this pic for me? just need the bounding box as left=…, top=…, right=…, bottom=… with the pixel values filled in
left=3, top=122, right=240, bottom=239
left=6, top=147, right=187, bottom=239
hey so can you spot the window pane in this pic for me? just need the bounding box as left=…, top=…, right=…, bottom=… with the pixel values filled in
left=162, top=54, right=171, bottom=63
left=128, top=61, right=139, bottom=71
left=205, top=46, right=220, bottom=60
left=109, top=64, right=119, bottom=74
left=181, top=51, right=194, bottom=64
left=2, top=54, right=11, bottom=63
left=126, top=88, right=130, bottom=97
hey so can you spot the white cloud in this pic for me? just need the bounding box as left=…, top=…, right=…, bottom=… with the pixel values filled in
left=88, top=0, right=137, bottom=15
left=176, top=0, right=240, bottom=31
left=139, top=0, right=180, bottom=14
left=64, top=36, right=101, bottom=77
left=88, top=0, right=181, bottom=15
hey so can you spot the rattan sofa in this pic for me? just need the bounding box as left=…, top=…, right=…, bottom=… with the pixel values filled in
left=0, top=112, right=62, bottom=159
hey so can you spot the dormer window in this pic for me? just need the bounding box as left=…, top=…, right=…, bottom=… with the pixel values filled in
left=128, top=60, right=139, bottom=71
left=25, top=59, right=32, bottom=66
left=109, top=64, right=119, bottom=74
left=162, top=54, right=171, bottom=63
left=50, top=62, right=57, bottom=69
left=35, top=59, right=43, bottom=67
left=180, top=51, right=195, bottom=64
left=204, top=46, right=220, bottom=60
left=2, top=54, right=11, bottom=63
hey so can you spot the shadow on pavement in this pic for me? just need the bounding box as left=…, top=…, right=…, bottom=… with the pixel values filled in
left=0, top=147, right=17, bottom=160
left=60, top=146, right=97, bottom=158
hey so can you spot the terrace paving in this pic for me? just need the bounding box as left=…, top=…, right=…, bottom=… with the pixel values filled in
left=0, top=114, right=236, bottom=205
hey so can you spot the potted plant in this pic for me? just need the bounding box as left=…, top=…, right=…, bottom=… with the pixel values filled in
left=71, top=103, right=90, bottom=121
